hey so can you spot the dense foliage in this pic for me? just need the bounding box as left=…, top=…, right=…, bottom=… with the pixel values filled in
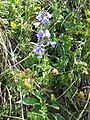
left=0, top=0, right=90, bottom=120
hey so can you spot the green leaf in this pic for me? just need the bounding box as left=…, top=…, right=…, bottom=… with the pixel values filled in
left=29, top=112, right=50, bottom=120
left=54, top=113, right=65, bottom=120
left=49, top=104, right=59, bottom=110
left=65, top=40, right=71, bottom=51
left=50, top=101, right=59, bottom=110
left=23, top=97, right=40, bottom=105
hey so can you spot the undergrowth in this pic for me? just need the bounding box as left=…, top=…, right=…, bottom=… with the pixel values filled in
left=0, top=0, right=90, bottom=120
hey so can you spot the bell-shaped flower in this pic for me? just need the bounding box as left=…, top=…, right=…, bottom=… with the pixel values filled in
left=36, top=12, right=43, bottom=21
left=44, top=30, right=50, bottom=38
left=33, top=47, right=44, bottom=58
left=33, top=22, right=40, bottom=28
left=41, top=17, right=49, bottom=25
left=37, top=41, right=43, bottom=47
left=49, top=41, right=56, bottom=48
left=45, top=12, right=52, bottom=19
left=37, top=30, right=44, bottom=40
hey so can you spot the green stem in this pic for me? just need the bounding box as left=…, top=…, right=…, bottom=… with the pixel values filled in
left=77, top=93, right=90, bottom=120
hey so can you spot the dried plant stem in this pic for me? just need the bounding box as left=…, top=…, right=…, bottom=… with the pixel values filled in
left=57, top=80, right=76, bottom=100
left=20, top=89, right=24, bottom=120
left=3, top=115, right=26, bottom=120
left=7, top=87, right=12, bottom=116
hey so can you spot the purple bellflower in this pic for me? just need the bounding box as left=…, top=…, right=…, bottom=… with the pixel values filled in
left=37, top=41, right=43, bottom=47
left=33, top=22, right=40, bottom=28
left=44, top=30, right=50, bottom=38
left=48, top=39, right=56, bottom=48
left=36, top=11, right=51, bottom=25
left=37, top=30, right=50, bottom=40
left=34, top=41, right=44, bottom=58
left=36, top=12, right=43, bottom=21
left=49, top=41, right=56, bottom=48
left=45, top=12, right=52, bottom=19
left=33, top=11, right=56, bottom=58
left=37, top=30, right=44, bottom=40
left=33, top=47, right=44, bottom=58
left=41, top=17, right=49, bottom=25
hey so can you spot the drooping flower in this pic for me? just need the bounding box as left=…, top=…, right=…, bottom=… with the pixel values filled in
left=37, top=30, right=44, bottom=40
left=37, top=41, right=43, bottom=47
left=45, top=12, right=52, bottom=19
left=36, top=30, right=51, bottom=40
left=33, top=22, right=40, bottom=28
left=36, top=12, right=43, bottom=21
left=36, top=11, right=51, bottom=25
left=49, top=41, right=56, bottom=48
left=33, top=11, right=56, bottom=58
left=44, top=29, right=50, bottom=38
left=41, top=17, right=49, bottom=25
left=33, top=47, right=44, bottom=58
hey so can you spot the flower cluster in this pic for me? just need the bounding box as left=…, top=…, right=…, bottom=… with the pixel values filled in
left=34, top=11, right=52, bottom=28
left=33, top=11, right=56, bottom=58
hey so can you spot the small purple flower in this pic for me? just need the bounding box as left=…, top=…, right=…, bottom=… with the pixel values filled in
left=34, top=47, right=44, bottom=58
left=41, top=17, right=49, bottom=25
left=49, top=41, right=56, bottom=48
left=36, top=11, right=52, bottom=24
left=45, top=12, right=52, bottom=19
left=33, top=22, right=40, bottom=28
left=37, top=30, right=44, bottom=40
left=44, top=30, right=50, bottom=38
left=37, top=41, right=43, bottom=47
left=36, top=12, right=43, bottom=21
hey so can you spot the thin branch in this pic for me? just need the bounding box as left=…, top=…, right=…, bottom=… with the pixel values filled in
left=3, top=115, right=26, bottom=120
left=56, top=80, right=76, bottom=100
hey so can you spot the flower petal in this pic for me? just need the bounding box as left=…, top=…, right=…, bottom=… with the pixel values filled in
left=37, top=41, right=43, bottom=47
left=45, top=12, right=52, bottom=19
left=34, top=47, right=44, bottom=58
left=36, top=12, right=43, bottom=21
left=41, top=17, right=49, bottom=25
left=33, top=22, right=40, bottom=28
left=37, top=30, right=44, bottom=40
left=44, top=30, right=50, bottom=38
left=50, top=41, right=56, bottom=48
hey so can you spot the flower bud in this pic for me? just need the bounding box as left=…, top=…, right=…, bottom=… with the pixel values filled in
left=78, top=91, right=85, bottom=99
left=51, top=68, right=59, bottom=76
